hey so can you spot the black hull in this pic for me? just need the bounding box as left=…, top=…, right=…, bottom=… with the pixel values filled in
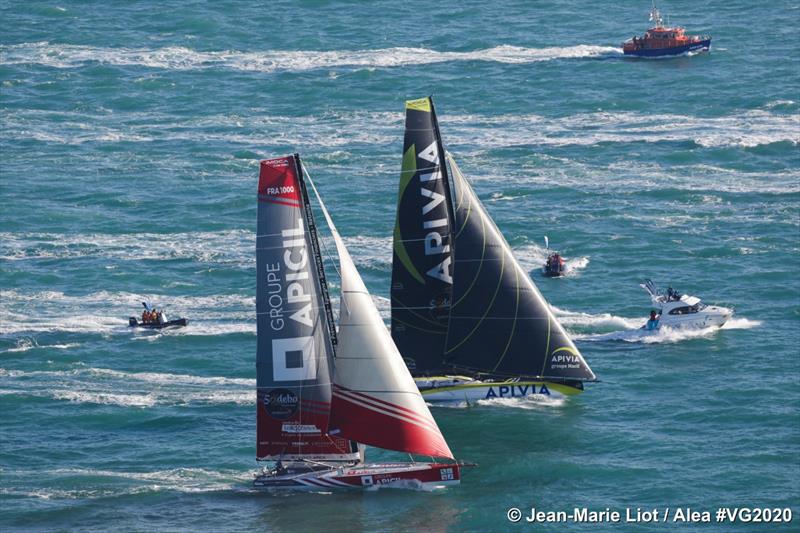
left=128, top=317, right=188, bottom=329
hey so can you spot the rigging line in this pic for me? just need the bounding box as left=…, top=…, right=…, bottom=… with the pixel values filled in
left=452, top=178, right=486, bottom=308
left=491, top=255, right=521, bottom=373
left=301, top=164, right=342, bottom=281
left=445, top=237, right=506, bottom=355
left=301, top=164, right=353, bottom=318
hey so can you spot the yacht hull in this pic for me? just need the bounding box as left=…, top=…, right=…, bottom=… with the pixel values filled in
left=648, top=314, right=730, bottom=330
left=254, top=462, right=460, bottom=490
left=624, top=38, right=711, bottom=57
left=415, top=377, right=583, bottom=403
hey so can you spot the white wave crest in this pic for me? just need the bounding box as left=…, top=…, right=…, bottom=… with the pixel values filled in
left=0, top=365, right=255, bottom=408
left=0, top=230, right=254, bottom=263
left=0, top=42, right=621, bottom=72
left=4, top=386, right=254, bottom=408
left=1, top=338, right=80, bottom=354
left=3, top=107, right=796, bottom=154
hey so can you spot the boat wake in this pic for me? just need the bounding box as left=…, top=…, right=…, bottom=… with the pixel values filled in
left=476, top=394, right=567, bottom=410
left=1, top=467, right=251, bottom=499
left=570, top=315, right=760, bottom=344
left=429, top=393, right=567, bottom=410
left=0, top=42, right=621, bottom=72
left=550, top=306, right=643, bottom=330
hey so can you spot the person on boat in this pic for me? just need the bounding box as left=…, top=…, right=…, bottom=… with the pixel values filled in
left=142, top=309, right=150, bottom=324
left=553, top=253, right=563, bottom=272
left=646, top=310, right=660, bottom=330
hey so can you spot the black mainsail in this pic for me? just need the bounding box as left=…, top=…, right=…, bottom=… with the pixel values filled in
left=390, top=97, right=596, bottom=387
left=390, top=97, right=456, bottom=374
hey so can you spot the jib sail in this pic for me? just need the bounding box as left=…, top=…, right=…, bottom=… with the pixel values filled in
left=256, top=155, right=358, bottom=461
left=443, top=153, right=596, bottom=382
left=391, top=96, right=456, bottom=375
left=305, top=171, right=454, bottom=460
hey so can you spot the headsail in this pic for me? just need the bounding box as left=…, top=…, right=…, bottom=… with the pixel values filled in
left=256, top=155, right=358, bottom=461
left=391, top=96, right=456, bottom=374
left=444, top=153, right=596, bottom=382
left=306, top=168, right=454, bottom=460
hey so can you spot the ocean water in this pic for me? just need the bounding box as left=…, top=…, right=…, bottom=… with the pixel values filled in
left=1, top=0, right=798, bottom=531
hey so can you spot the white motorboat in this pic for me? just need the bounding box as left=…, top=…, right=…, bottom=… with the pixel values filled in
left=641, top=279, right=733, bottom=330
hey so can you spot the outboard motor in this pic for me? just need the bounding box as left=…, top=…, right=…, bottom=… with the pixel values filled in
left=128, top=317, right=137, bottom=327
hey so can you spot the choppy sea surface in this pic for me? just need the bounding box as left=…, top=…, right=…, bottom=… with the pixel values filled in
left=1, top=1, right=798, bottom=531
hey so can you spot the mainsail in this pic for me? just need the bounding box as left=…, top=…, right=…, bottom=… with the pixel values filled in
left=444, top=154, right=596, bottom=381
left=305, top=169, right=454, bottom=460
left=256, top=155, right=358, bottom=461
left=391, top=97, right=456, bottom=374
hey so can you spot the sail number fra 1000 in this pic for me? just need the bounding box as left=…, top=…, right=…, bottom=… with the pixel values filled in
left=265, top=185, right=295, bottom=195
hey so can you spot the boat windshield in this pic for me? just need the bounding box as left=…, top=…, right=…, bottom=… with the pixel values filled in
left=668, top=303, right=706, bottom=315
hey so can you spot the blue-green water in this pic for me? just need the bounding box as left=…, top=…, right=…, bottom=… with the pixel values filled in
left=1, top=1, right=798, bottom=531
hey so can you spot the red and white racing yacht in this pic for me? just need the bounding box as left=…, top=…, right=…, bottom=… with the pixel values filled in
left=253, top=155, right=467, bottom=490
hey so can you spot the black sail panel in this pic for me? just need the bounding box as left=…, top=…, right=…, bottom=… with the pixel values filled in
left=444, top=154, right=596, bottom=381
left=256, top=155, right=358, bottom=461
left=390, top=97, right=455, bottom=374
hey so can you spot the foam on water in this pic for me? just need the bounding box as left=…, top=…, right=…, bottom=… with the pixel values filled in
left=550, top=305, right=644, bottom=330
left=1, top=467, right=252, bottom=499
left=514, top=244, right=590, bottom=277
left=0, top=230, right=254, bottom=263
left=4, top=107, right=797, bottom=153
left=2, top=383, right=254, bottom=408
left=0, top=42, right=621, bottom=72
left=1, top=338, right=81, bottom=354
left=0, top=290, right=255, bottom=336
left=476, top=394, right=567, bottom=410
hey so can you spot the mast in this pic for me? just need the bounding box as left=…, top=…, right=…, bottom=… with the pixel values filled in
left=429, top=97, right=457, bottom=235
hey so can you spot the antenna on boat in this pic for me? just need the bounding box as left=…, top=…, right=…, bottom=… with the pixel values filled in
left=649, top=0, right=663, bottom=28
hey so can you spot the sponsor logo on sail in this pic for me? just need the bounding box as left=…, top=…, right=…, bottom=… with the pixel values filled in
left=264, top=388, right=299, bottom=419
left=281, top=424, right=321, bottom=434
left=417, top=141, right=453, bottom=285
